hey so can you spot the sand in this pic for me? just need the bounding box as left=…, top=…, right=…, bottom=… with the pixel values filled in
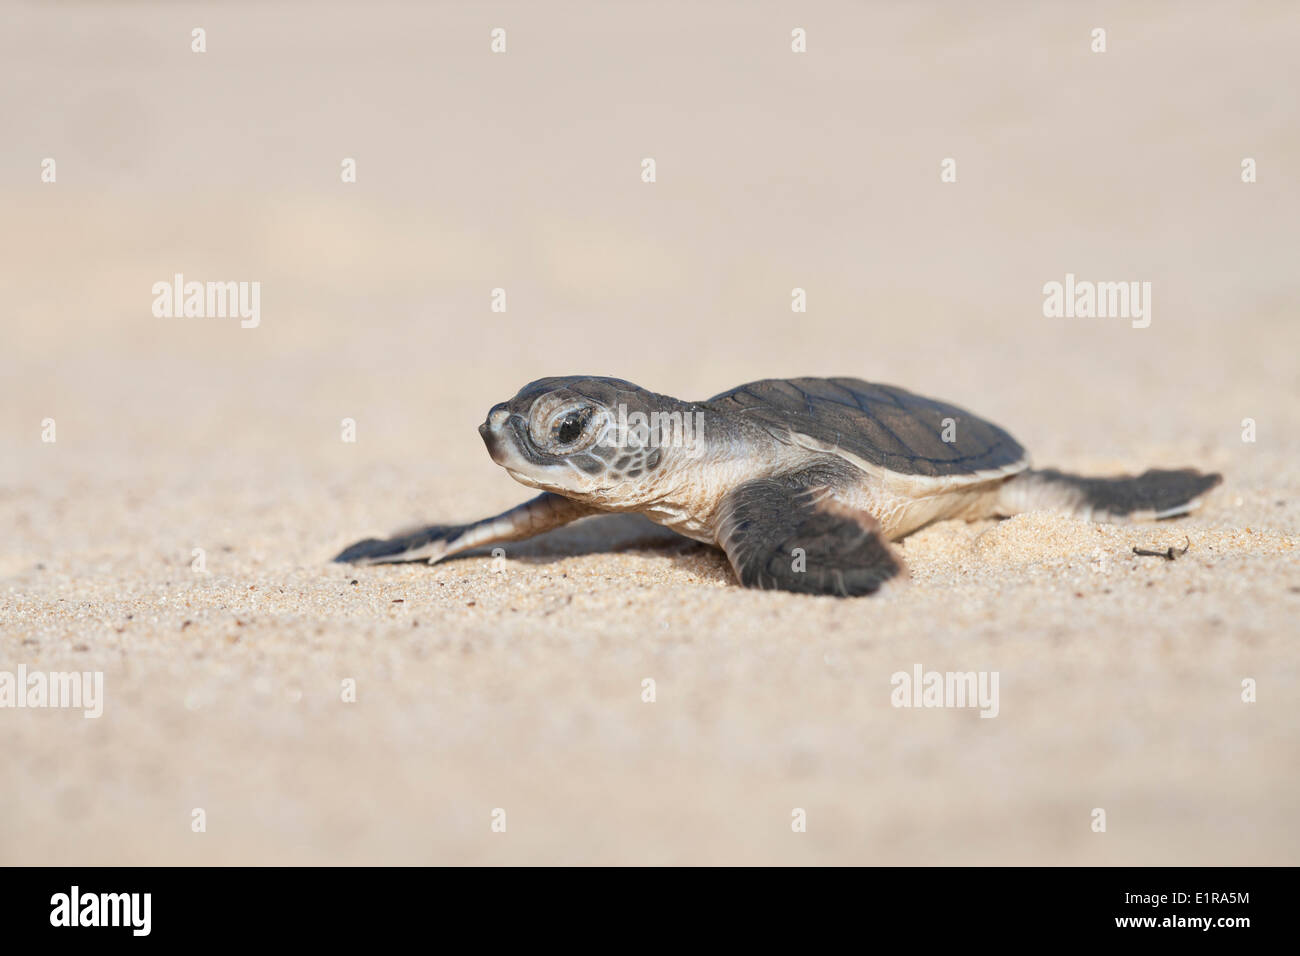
left=2, top=1, right=1298, bottom=865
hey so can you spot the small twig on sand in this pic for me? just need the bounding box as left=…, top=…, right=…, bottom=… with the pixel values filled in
left=1133, top=536, right=1191, bottom=561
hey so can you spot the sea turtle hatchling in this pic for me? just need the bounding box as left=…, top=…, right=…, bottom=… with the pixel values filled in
left=335, top=376, right=1222, bottom=597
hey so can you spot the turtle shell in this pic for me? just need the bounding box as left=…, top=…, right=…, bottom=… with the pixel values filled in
left=705, top=377, right=1028, bottom=479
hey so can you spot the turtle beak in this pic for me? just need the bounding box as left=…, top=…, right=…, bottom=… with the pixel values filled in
left=479, top=403, right=512, bottom=463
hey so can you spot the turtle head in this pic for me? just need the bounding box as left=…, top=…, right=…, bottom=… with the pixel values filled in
left=478, top=376, right=703, bottom=502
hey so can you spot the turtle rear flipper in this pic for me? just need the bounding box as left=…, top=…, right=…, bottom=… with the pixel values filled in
left=998, top=467, right=1222, bottom=523
left=716, top=463, right=907, bottom=597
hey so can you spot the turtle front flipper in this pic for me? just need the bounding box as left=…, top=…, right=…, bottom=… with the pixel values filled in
left=334, top=492, right=597, bottom=566
left=997, top=468, right=1222, bottom=523
left=715, top=464, right=907, bottom=597
left=333, top=523, right=464, bottom=565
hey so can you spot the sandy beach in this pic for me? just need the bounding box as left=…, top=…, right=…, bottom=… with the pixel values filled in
left=2, top=1, right=1298, bottom=865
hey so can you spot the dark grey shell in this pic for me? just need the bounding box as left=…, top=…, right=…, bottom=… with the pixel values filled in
left=704, top=378, right=1027, bottom=478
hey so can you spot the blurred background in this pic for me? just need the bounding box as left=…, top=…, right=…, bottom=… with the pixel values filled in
left=2, top=1, right=1297, bottom=865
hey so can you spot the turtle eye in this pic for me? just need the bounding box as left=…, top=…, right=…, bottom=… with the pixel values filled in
left=549, top=406, right=593, bottom=448
left=556, top=414, right=583, bottom=444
